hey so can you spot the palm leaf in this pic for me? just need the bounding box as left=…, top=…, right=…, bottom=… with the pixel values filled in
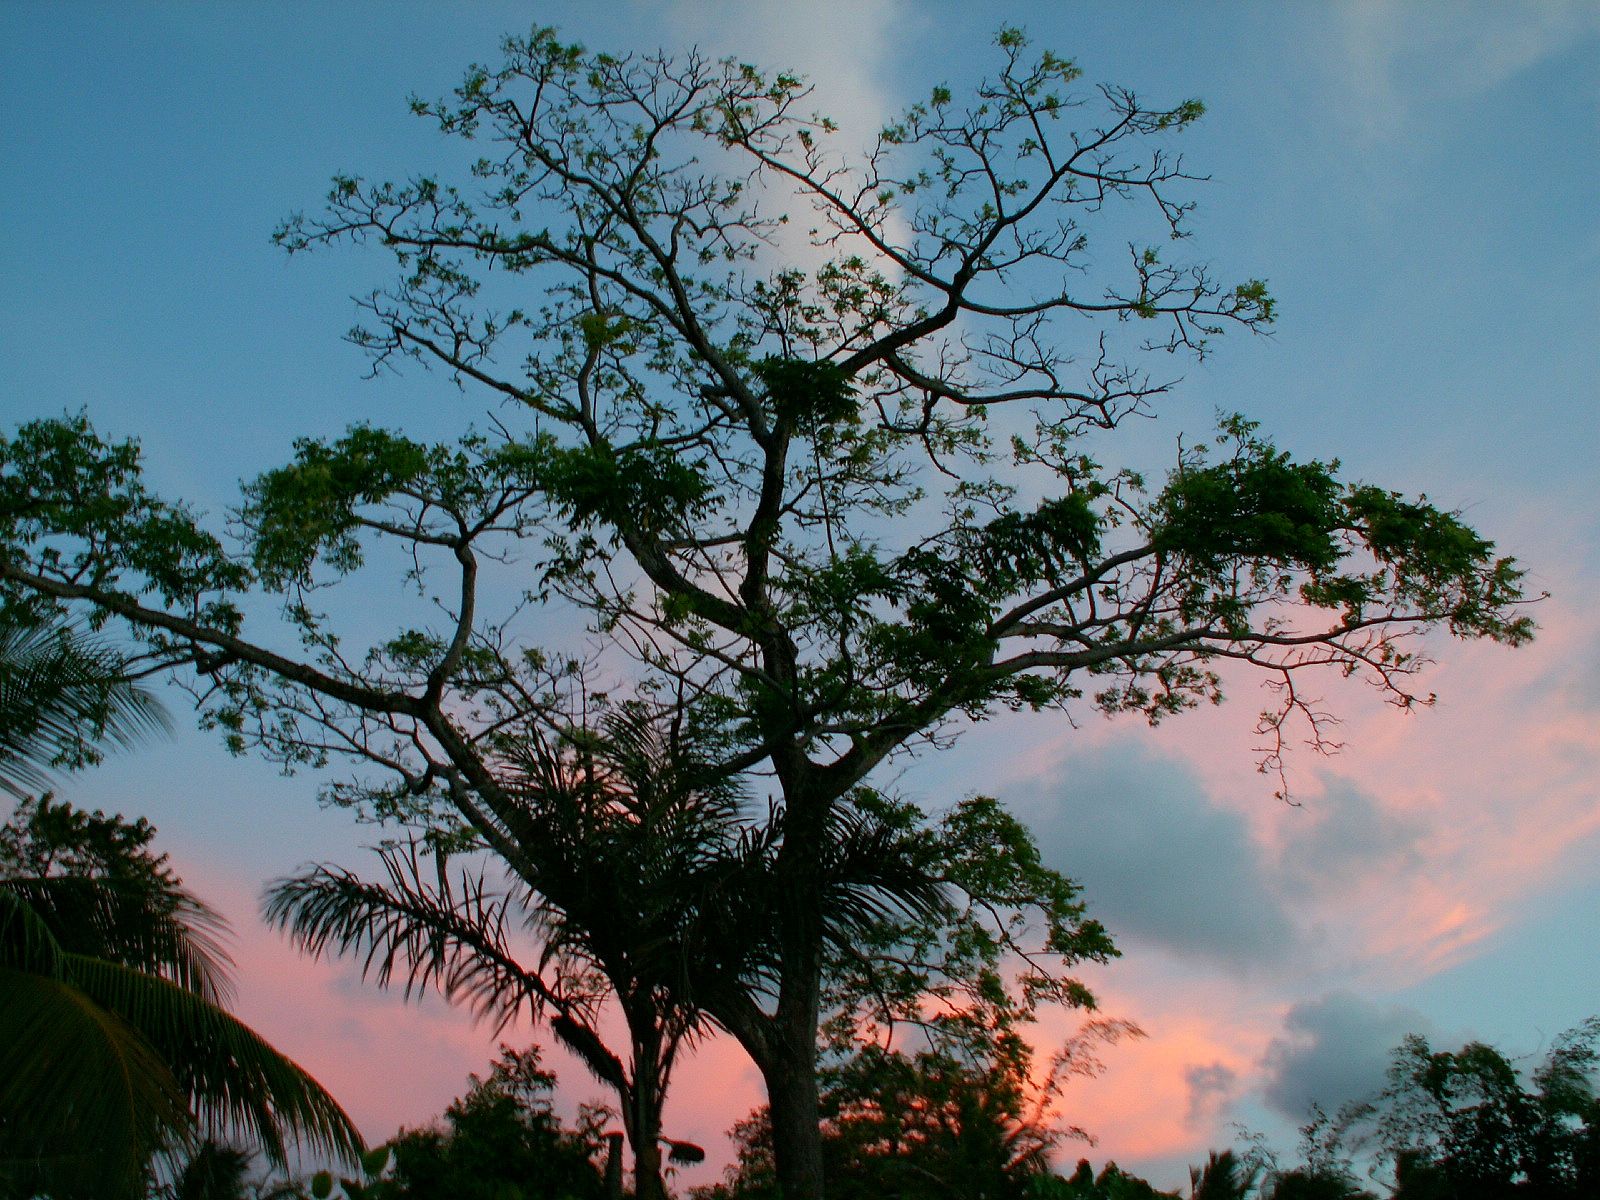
left=0, top=884, right=63, bottom=976
left=3, top=887, right=362, bottom=1179
left=264, top=849, right=569, bottom=1030
left=0, top=613, right=171, bottom=797
left=5, top=873, right=234, bottom=1004
left=0, top=964, right=187, bottom=1198
left=65, top=953, right=364, bottom=1168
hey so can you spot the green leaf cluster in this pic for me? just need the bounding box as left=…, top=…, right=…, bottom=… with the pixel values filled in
left=0, top=414, right=247, bottom=623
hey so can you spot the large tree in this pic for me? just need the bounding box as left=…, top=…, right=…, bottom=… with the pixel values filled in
left=0, top=26, right=1532, bottom=1197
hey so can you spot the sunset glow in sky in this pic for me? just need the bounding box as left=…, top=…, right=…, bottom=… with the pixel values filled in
left=3, top=2, right=1598, bottom=1190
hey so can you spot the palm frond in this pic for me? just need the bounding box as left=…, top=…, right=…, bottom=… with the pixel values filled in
left=0, top=964, right=188, bottom=1197
left=65, top=954, right=364, bottom=1169
left=548, top=1012, right=629, bottom=1093
left=821, top=801, right=950, bottom=934
left=0, top=885, right=64, bottom=976
left=264, top=847, right=576, bottom=1030
left=4, top=874, right=234, bottom=1004
left=0, top=613, right=171, bottom=796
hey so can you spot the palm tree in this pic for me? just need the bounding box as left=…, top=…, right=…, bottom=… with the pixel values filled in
left=163, top=1140, right=253, bottom=1200
left=0, top=611, right=170, bottom=798
left=1189, top=1149, right=1264, bottom=1200
left=266, top=701, right=944, bottom=1200
left=0, top=613, right=364, bottom=1197
left=0, top=796, right=366, bottom=1197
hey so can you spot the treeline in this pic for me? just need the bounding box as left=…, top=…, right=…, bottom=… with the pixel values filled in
left=8, top=784, right=1597, bottom=1199
left=149, top=1016, right=1600, bottom=1199
left=696, top=1015, right=1600, bottom=1199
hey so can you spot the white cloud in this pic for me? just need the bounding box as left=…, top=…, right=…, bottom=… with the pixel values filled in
left=643, top=0, right=918, bottom=281
left=1333, top=0, right=1600, bottom=145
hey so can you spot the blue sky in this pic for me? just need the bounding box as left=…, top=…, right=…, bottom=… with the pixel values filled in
left=4, top=1, right=1598, bottom=1187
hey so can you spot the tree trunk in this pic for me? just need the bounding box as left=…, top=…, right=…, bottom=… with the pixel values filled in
left=627, top=1023, right=669, bottom=1200
left=604, top=1133, right=624, bottom=1200
left=632, top=1136, right=666, bottom=1200
left=762, top=760, right=832, bottom=1200
left=762, top=1030, right=826, bottom=1200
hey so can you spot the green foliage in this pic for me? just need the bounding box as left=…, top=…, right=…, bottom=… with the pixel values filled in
left=162, top=1139, right=254, bottom=1200
left=1154, top=430, right=1346, bottom=578
left=1261, top=1171, right=1375, bottom=1200
left=0, top=794, right=231, bottom=1001
left=0, top=414, right=249, bottom=621
left=1360, top=1021, right=1600, bottom=1196
left=1237, top=1020, right=1600, bottom=1198
left=244, top=426, right=439, bottom=588
left=751, top=357, right=858, bottom=431
left=0, top=26, right=1540, bottom=1198
left=697, top=1034, right=1081, bottom=1200
left=264, top=703, right=952, bottom=1199
left=1152, top=417, right=1529, bottom=645
left=0, top=798, right=363, bottom=1198
left=804, top=1038, right=1065, bottom=1199
left=301, top=1047, right=606, bottom=1200
left=0, top=611, right=171, bottom=796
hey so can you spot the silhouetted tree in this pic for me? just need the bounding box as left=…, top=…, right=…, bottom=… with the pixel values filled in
left=0, top=24, right=1535, bottom=1197
left=0, top=797, right=362, bottom=1198
left=379, top=1046, right=609, bottom=1200
left=1240, top=1021, right=1600, bottom=1198
left=1187, top=1150, right=1262, bottom=1200
left=1046, top=1159, right=1179, bottom=1199
left=292, top=1047, right=609, bottom=1200
left=266, top=702, right=941, bottom=1200
left=1252, top=1104, right=1377, bottom=1200
left=162, top=1140, right=252, bottom=1200
left=1363, top=1022, right=1600, bottom=1197
left=1260, top=1171, right=1376, bottom=1200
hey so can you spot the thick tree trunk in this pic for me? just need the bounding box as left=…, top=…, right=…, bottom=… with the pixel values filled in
left=632, top=1136, right=666, bottom=1200
left=760, top=759, right=832, bottom=1200
left=762, top=1029, right=826, bottom=1200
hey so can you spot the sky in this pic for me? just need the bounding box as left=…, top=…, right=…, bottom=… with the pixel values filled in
left=3, top=0, right=1598, bottom=1190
